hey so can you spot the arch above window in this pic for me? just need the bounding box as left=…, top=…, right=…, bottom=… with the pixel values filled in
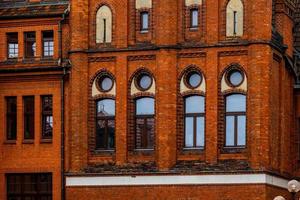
left=221, top=66, right=247, bottom=93
left=96, top=5, right=112, bottom=43
left=136, top=0, right=152, bottom=9
left=185, top=0, right=203, bottom=6
left=226, top=0, right=243, bottom=37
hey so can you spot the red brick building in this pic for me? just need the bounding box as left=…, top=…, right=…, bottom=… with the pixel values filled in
left=1, top=0, right=300, bottom=199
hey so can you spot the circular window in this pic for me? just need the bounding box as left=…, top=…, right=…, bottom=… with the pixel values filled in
left=97, top=75, right=114, bottom=92
left=227, top=69, right=244, bottom=87
left=136, top=73, right=153, bottom=91
left=185, top=71, right=202, bottom=89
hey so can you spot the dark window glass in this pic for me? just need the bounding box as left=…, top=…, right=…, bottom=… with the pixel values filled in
left=141, top=11, right=149, bottom=31
left=42, top=31, right=54, bottom=57
left=135, top=97, right=155, bottom=149
left=184, top=96, right=205, bottom=148
left=7, top=173, right=52, bottom=200
left=6, top=97, right=17, bottom=140
left=24, top=32, right=36, bottom=58
left=225, top=94, right=246, bottom=147
left=7, top=33, right=18, bottom=59
left=23, top=96, right=34, bottom=140
left=41, top=96, right=53, bottom=140
left=96, top=99, right=115, bottom=150
left=190, top=9, right=199, bottom=28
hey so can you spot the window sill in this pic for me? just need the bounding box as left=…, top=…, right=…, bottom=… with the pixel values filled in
left=189, top=27, right=199, bottom=31
left=23, top=140, right=34, bottom=144
left=4, top=140, right=16, bottom=144
left=40, top=139, right=52, bottom=144
left=140, top=30, right=149, bottom=34
left=93, top=149, right=115, bottom=156
left=221, top=146, right=246, bottom=154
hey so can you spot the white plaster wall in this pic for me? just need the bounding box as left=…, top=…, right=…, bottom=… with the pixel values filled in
left=131, top=78, right=155, bottom=95
left=180, top=77, right=206, bottom=94
left=92, top=79, right=116, bottom=97
left=185, top=0, right=202, bottom=6
left=221, top=74, right=247, bottom=92
left=136, top=0, right=152, bottom=9
left=96, top=6, right=112, bottom=43
left=226, top=0, right=243, bottom=37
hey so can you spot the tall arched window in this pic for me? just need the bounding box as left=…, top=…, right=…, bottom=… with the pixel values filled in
left=184, top=95, right=205, bottom=149
left=96, top=5, right=112, bottom=43
left=96, top=99, right=115, bottom=150
left=226, top=0, right=243, bottom=37
left=135, top=97, right=155, bottom=150
left=225, top=94, right=246, bottom=147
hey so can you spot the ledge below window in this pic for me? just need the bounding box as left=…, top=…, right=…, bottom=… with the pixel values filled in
left=23, top=139, right=34, bottom=144
left=40, top=139, right=53, bottom=144
left=92, top=150, right=115, bottom=156
left=221, top=146, right=246, bottom=154
left=4, top=140, right=16, bottom=144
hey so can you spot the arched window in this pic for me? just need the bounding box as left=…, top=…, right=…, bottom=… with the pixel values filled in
left=225, top=94, right=246, bottom=147
left=96, top=99, right=115, bottom=150
left=184, top=95, right=205, bottom=149
left=96, top=5, right=112, bottom=43
left=135, top=97, right=155, bottom=150
left=226, top=0, right=243, bottom=37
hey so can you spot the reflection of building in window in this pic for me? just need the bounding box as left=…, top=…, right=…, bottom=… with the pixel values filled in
left=7, top=33, right=18, bottom=59
left=96, top=6, right=112, bottom=43
left=42, top=31, right=54, bottom=57
left=42, top=96, right=53, bottom=139
left=96, top=99, right=115, bottom=150
left=226, top=0, right=243, bottom=37
left=24, top=32, right=36, bottom=58
left=135, top=97, right=155, bottom=150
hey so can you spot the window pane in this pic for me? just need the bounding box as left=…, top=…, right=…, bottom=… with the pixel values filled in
left=226, top=116, right=235, bottom=146
left=97, top=99, right=115, bottom=116
left=136, top=97, right=154, bottom=115
left=226, top=94, right=246, bottom=112
left=96, top=119, right=106, bottom=149
left=185, top=117, right=193, bottom=147
left=191, top=9, right=198, bottom=27
left=107, top=119, right=115, bottom=149
left=185, top=96, right=205, bottom=114
left=6, top=97, right=17, bottom=140
left=141, top=12, right=149, bottom=30
left=237, top=115, right=246, bottom=146
left=196, top=117, right=205, bottom=147
left=23, top=96, right=34, bottom=140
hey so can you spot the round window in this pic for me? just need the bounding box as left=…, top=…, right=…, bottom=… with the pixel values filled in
left=227, top=70, right=244, bottom=87
left=185, top=71, right=202, bottom=89
left=136, top=74, right=153, bottom=91
left=98, top=75, right=114, bottom=92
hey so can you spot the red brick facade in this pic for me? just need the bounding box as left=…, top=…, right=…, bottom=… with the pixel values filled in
left=1, top=0, right=300, bottom=199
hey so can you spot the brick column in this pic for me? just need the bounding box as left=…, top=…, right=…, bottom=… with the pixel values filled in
left=156, top=50, right=177, bottom=170
left=205, top=49, right=218, bottom=164
left=115, top=55, right=128, bottom=165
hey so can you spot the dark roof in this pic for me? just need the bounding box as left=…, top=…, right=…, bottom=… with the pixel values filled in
left=0, top=3, right=69, bottom=19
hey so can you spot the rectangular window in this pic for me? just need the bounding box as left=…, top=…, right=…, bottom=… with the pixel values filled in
left=7, top=173, right=52, bottom=200
left=7, top=33, right=18, bottom=59
left=190, top=9, right=199, bottom=28
left=225, top=94, right=246, bottom=147
left=42, top=31, right=54, bottom=57
left=6, top=97, right=17, bottom=141
left=23, top=96, right=34, bottom=140
left=41, top=96, right=53, bottom=140
left=140, top=11, right=149, bottom=32
left=96, top=99, right=115, bottom=150
left=24, top=32, right=36, bottom=58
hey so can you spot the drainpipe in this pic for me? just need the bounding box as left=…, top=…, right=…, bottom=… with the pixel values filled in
left=58, top=8, right=68, bottom=200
